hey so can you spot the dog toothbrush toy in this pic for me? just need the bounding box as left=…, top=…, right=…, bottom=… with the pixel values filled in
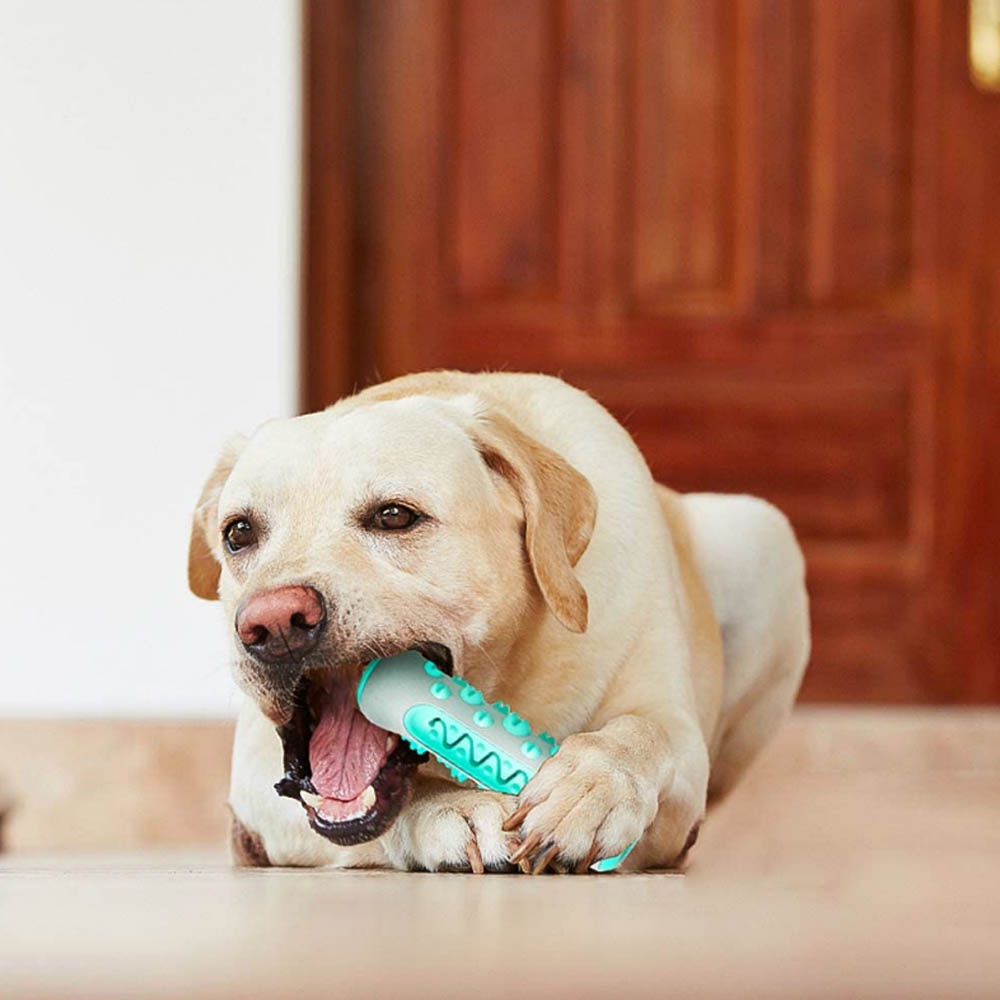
left=356, top=649, right=636, bottom=872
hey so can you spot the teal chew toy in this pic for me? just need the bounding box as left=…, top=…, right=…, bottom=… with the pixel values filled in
left=357, top=649, right=635, bottom=872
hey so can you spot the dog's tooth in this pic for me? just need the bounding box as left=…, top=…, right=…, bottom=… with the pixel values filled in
left=385, top=734, right=398, bottom=753
left=300, top=790, right=323, bottom=810
left=361, top=785, right=376, bottom=810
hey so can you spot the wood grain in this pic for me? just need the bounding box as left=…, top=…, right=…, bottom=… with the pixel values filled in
left=301, top=0, right=357, bottom=406
left=449, top=0, right=560, bottom=301
left=629, top=0, right=734, bottom=302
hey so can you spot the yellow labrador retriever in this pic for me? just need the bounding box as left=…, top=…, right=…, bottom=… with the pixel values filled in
left=189, top=371, right=810, bottom=872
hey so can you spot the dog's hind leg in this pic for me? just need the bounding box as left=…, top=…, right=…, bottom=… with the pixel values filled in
left=677, top=492, right=811, bottom=801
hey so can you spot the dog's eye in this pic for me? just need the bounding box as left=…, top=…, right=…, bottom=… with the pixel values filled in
left=223, top=518, right=256, bottom=553
left=371, top=504, right=420, bottom=531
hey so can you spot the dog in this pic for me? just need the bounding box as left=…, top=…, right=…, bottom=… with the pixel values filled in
left=188, top=371, right=810, bottom=872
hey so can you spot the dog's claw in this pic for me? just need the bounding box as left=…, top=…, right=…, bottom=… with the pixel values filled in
left=465, top=839, right=485, bottom=875
left=509, top=830, right=542, bottom=865
left=503, top=836, right=522, bottom=867
left=502, top=801, right=532, bottom=833
left=531, top=842, right=560, bottom=875
left=574, top=842, right=601, bottom=874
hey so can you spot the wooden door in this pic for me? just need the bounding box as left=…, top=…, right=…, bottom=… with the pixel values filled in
left=303, top=1, right=1000, bottom=703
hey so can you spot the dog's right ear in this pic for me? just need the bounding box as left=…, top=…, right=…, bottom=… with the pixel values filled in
left=187, top=436, right=245, bottom=601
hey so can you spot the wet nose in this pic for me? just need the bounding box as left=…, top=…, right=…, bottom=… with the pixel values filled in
left=235, top=585, right=326, bottom=663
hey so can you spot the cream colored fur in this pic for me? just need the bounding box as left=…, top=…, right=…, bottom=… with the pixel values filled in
left=190, top=371, right=810, bottom=871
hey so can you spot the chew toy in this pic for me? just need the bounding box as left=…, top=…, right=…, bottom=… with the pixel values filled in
left=357, top=649, right=635, bottom=872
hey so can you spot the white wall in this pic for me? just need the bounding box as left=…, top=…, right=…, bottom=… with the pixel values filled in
left=0, top=1, right=300, bottom=716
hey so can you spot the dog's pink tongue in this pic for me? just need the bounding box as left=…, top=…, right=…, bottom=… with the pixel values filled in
left=309, top=682, right=392, bottom=800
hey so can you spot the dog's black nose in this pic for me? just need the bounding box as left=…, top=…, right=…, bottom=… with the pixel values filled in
left=235, top=586, right=325, bottom=663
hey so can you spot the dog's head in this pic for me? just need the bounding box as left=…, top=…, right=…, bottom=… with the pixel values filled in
left=188, top=389, right=596, bottom=845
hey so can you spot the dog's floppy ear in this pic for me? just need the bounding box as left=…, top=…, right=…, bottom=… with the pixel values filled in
left=188, top=436, right=245, bottom=601
left=471, top=411, right=597, bottom=633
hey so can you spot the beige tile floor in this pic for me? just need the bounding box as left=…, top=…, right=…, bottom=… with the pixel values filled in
left=2, top=708, right=998, bottom=999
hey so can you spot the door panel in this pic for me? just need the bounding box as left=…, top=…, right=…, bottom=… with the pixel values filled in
left=304, top=0, right=1000, bottom=702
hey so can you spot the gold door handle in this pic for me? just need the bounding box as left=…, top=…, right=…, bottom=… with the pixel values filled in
left=971, top=0, right=1000, bottom=91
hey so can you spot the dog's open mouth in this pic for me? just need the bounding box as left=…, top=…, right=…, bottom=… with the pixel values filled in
left=273, top=642, right=452, bottom=846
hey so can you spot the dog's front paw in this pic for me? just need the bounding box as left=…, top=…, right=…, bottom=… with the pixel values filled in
left=504, top=733, right=659, bottom=874
left=385, top=782, right=517, bottom=873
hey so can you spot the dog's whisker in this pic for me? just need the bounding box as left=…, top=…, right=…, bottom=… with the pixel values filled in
left=470, top=639, right=502, bottom=677
left=359, top=639, right=382, bottom=663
